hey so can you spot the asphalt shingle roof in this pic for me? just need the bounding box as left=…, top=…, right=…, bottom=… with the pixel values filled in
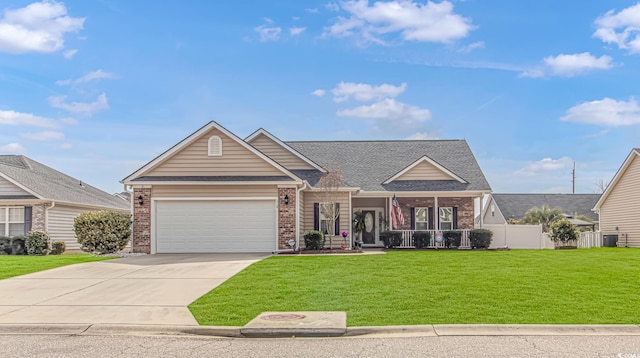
left=492, top=193, right=601, bottom=221
left=0, top=155, right=129, bottom=210
left=285, top=140, right=491, bottom=192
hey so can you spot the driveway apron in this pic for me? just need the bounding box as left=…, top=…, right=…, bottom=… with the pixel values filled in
left=0, top=254, right=268, bottom=325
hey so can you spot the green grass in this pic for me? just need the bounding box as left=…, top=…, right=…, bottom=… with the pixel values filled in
left=189, top=248, right=640, bottom=326
left=0, top=255, right=114, bottom=280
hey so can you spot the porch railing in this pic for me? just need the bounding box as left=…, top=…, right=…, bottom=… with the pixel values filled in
left=395, top=229, right=471, bottom=249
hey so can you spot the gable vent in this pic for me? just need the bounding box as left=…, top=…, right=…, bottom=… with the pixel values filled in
left=208, top=136, right=222, bottom=156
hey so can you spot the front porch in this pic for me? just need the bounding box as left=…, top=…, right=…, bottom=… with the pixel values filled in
left=395, top=229, right=472, bottom=249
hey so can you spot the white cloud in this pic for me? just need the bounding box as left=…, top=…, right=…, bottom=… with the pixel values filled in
left=332, top=82, right=407, bottom=102
left=311, top=89, right=326, bottom=97
left=63, top=48, right=77, bottom=59
left=324, top=0, right=475, bottom=45
left=406, top=131, right=438, bottom=140
left=289, top=27, right=306, bottom=35
left=594, top=3, right=640, bottom=53
left=48, top=93, right=109, bottom=115
left=326, top=3, right=340, bottom=12
left=20, top=130, right=64, bottom=141
left=56, top=69, right=116, bottom=86
left=60, top=143, right=72, bottom=149
left=255, top=23, right=281, bottom=42
left=61, top=117, right=78, bottom=125
left=521, top=53, right=614, bottom=78
left=561, top=97, right=640, bottom=127
left=337, top=98, right=432, bottom=131
left=0, top=143, right=26, bottom=155
left=0, top=110, right=59, bottom=128
left=516, top=157, right=573, bottom=176
left=0, top=1, right=84, bottom=54
left=306, top=8, right=320, bottom=13
left=457, top=41, right=484, bottom=53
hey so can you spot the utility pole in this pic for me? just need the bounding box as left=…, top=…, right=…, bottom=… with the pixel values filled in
left=571, top=161, right=575, bottom=194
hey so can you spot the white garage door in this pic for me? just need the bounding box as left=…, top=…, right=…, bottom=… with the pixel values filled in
left=155, top=200, right=276, bottom=253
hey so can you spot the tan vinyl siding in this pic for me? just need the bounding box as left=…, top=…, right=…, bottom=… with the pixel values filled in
left=302, top=191, right=350, bottom=248
left=152, top=185, right=278, bottom=198
left=145, top=128, right=286, bottom=177
left=599, top=154, right=640, bottom=247
left=395, top=161, right=455, bottom=181
left=249, top=133, right=315, bottom=170
left=0, top=177, right=30, bottom=196
left=47, top=205, right=93, bottom=250
left=482, top=196, right=507, bottom=224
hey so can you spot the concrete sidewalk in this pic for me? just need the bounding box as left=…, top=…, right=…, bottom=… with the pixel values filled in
left=0, top=254, right=268, bottom=326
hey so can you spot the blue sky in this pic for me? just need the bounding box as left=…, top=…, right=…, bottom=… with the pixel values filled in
left=1, top=0, right=639, bottom=195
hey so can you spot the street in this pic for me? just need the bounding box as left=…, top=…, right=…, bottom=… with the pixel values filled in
left=3, top=334, right=639, bottom=357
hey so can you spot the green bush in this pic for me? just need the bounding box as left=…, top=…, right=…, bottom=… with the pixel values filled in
left=550, top=219, right=578, bottom=244
left=412, top=232, right=431, bottom=248
left=74, top=210, right=131, bottom=254
left=443, top=231, right=462, bottom=248
left=303, top=230, right=325, bottom=250
left=380, top=231, right=403, bottom=248
left=0, top=237, right=10, bottom=255
left=26, top=231, right=50, bottom=256
left=50, top=241, right=66, bottom=255
left=10, top=236, right=27, bottom=255
left=469, top=229, right=493, bottom=249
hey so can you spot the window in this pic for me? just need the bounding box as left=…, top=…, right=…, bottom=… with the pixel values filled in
left=0, top=207, right=25, bottom=237
left=414, top=207, right=429, bottom=230
left=208, top=136, right=222, bottom=156
left=440, top=207, right=453, bottom=230
left=316, top=203, right=339, bottom=235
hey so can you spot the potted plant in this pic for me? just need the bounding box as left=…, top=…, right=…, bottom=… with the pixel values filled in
left=550, top=218, right=579, bottom=249
left=352, top=211, right=366, bottom=248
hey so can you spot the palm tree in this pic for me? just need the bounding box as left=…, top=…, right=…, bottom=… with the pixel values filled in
left=521, top=205, right=563, bottom=232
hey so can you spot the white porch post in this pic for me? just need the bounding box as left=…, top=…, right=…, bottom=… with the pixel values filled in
left=479, top=195, right=484, bottom=229
left=348, top=191, right=352, bottom=249
left=434, top=196, right=439, bottom=231
left=388, top=196, right=393, bottom=230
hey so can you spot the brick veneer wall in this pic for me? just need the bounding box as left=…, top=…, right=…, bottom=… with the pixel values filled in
left=133, top=187, right=151, bottom=253
left=395, top=197, right=474, bottom=230
left=31, top=204, right=46, bottom=232
left=278, top=188, right=296, bottom=250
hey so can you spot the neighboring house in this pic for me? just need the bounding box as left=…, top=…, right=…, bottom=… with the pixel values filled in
left=114, top=191, right=131, bottom=203
left=481, top=193, right=600, bottom=227
left=122, top=121, right=492, bottom=254
left=592, top=148, right=640, bottom=248
left=0, top=155, right=130, bottom=251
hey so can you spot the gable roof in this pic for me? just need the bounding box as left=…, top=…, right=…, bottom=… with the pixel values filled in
left=490, top=193, right=601, bottom=221
left=383, top=155, right=467, bottom=184
left=286, top=140, right=491, bottom=192
left=122, top=121, right=302, bottom=183
left=245, top=128, right=325, bottom=172
left=0, top=155, right=129, bottom=210
left=593, top=148, right=640, bottom=211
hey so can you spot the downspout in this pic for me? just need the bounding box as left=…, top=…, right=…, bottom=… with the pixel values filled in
left=44, top=201, right=56, bottom=232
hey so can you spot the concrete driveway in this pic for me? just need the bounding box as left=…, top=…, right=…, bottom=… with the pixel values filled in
left=0, top=254, right=268, bottom=326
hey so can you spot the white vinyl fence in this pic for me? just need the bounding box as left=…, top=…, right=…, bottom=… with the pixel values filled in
left=486, top=224, right=602, bottom=249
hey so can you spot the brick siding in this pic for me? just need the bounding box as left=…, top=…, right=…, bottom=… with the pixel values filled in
left=132, top=187, right=151, bottom=253
left=396, top=197, right=474, bottom=230
left=278, top=188, right=296, bottom=250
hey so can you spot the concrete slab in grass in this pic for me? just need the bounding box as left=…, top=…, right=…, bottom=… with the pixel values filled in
left=241, top=312, right=346, bottom=338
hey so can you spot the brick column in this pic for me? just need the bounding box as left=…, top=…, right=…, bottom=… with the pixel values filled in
left=133, top=187, right=151, bottom=253
left=31, top=204, right=47, bottom=232
left=278, top=188, right=296, bottom=250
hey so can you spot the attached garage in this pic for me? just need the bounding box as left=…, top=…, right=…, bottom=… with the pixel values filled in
left=154, top=200, right=277, bottom=253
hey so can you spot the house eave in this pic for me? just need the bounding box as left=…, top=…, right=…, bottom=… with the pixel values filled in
left=125, top=180, right=304, bottom=186
left=354, top=190, right=489, bottom=198
left=592, top=148, right=640, bottom=210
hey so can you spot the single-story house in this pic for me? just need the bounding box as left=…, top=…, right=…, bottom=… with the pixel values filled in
left=0, top=155, right=130, bottom=251
left=123, top=121, right=492, bottom=254
left=592, top=148, right=640, bottom=247
left=481, top=193, right=600, bottom=228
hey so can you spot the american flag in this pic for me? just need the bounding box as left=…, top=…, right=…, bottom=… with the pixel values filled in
left=392, top=195, right=405, bottom=228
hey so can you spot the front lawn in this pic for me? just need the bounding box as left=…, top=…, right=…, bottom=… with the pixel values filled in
left=0, top=255, right=114, bottom=280
left=189, top=248, right=640, bottom=326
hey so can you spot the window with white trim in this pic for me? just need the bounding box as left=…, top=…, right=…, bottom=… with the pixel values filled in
left=0, top=207, right=25, bottom=237
left=319, top=203, right=338, bottom=235
left=414, top=207, right=429, bottom=230
left=440, top=207, right=453, bottom=230
left=208, top=136, right=222, bottom=156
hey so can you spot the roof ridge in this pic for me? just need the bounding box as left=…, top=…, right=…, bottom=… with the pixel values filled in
left=284, top=139, right=464, bottom=143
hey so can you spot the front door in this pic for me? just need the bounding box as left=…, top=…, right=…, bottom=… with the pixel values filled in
left=362, top=210, right=376, bottom=244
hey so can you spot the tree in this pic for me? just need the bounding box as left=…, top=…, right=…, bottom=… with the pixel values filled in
left=594, top=178, right=609, bottom=193
left=521, top=205, right=563, bottom=232
left=318, top=167, right=344, bottom=249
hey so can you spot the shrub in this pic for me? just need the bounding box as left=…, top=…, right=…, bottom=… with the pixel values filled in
left=0, top=237, right=10, bottom=255
left=50, top=241, right=66, bottom=255
left=469, top=229, right=493, bottom=249
left=74, top=210, right=131, bottom=254
left=10, top=236, right=27, bottom=255
left=412, top=232, right=431, bottom=249
left=303, top=230, right=325, bottom=250
left=380, top=231, right=403, bottom=248
left=26, top=231, right=50, bottom=256
left=443, top=231, right=462, bottom=248
left=550, top=218, right=578, bottom=245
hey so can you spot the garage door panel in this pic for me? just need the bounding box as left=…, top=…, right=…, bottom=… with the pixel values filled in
left=155, top=200, right=276, bottom=253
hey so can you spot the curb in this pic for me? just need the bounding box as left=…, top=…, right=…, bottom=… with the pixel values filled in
left=1, top=324, right=640, bottom=338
